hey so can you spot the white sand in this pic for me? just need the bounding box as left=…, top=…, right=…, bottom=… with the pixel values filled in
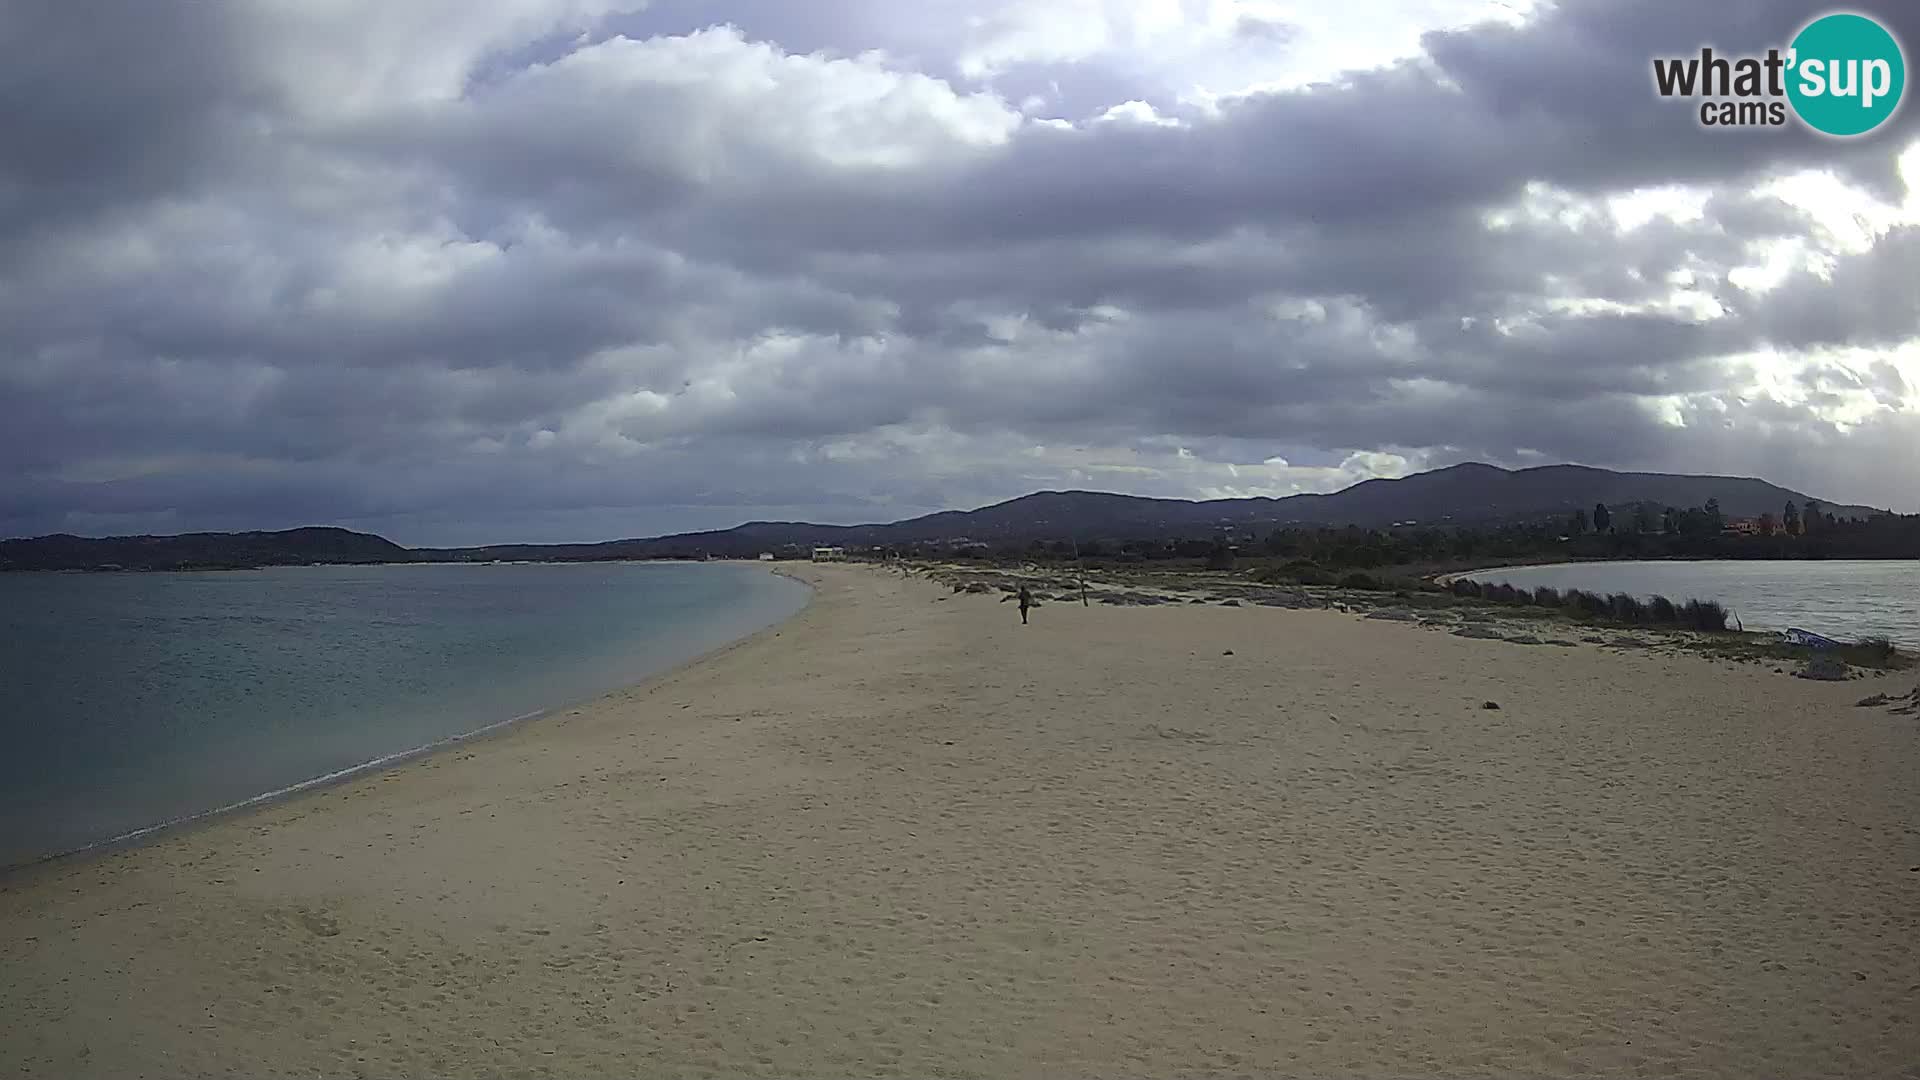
left=3, top=564, right=1916, bottom=1078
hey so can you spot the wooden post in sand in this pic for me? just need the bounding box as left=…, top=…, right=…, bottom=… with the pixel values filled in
left=1072, top=538, right=1089, bottom=606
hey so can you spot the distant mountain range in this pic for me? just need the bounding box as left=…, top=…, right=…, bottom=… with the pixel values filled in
left=0, top=463, right=1886, bottom=571
left=0, top=527, right=412, bottom=573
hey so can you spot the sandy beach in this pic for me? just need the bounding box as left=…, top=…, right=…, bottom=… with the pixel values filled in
left=3, top=563, right=1916, bottom=1078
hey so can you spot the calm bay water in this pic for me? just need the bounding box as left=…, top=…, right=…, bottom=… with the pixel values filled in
left=1461, top=560, right=1920, bottom=646
left=0, top=562, right=809, bottom=868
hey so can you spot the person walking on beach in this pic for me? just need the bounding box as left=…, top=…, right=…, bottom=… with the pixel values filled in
left=1016, top=585, right=1032, bottom=625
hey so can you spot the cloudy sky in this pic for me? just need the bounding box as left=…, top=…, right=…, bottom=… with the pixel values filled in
left=3, top=0, right=1917, bottom=544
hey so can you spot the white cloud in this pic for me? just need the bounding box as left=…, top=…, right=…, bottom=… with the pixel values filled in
left=247, top=0, right=645, bottom=117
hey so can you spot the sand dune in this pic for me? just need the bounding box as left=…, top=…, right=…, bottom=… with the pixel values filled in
left=3, top=564, right=1917, bottom=1078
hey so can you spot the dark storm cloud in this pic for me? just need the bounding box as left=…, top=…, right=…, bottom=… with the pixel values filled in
left=0, top=0, right=264, bottom=252
left=1424, top=0, right=1920, bottom=197
left=1, top=0, right=1916, bottom=543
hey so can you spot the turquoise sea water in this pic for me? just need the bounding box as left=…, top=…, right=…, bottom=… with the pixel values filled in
left=0, top=562, right=809, bottom=868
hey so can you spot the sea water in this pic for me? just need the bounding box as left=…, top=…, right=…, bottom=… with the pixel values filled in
left=1461, top=559, right=1919, bottom=646
left=0, top=561, right=809, bottom=868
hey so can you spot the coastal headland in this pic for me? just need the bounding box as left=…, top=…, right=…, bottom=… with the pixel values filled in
left=3, top=564, right=1915, bottom=1077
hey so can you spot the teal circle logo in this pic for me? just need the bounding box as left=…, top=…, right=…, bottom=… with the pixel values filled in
left=1786, top=12, right=1905, bottom=137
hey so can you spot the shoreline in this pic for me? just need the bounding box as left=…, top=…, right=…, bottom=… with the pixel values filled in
left=5, top=563, right=1915, bottom=1077
left=1433, top=553, right=1920, bottom=584
left=1436, top=559, right=1920, bottom=645
left=0, top=557, right=810, bottom=575
left=0, top=563, right=815, bottom=881
left=1430, top=556, right=1745, bottom=586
